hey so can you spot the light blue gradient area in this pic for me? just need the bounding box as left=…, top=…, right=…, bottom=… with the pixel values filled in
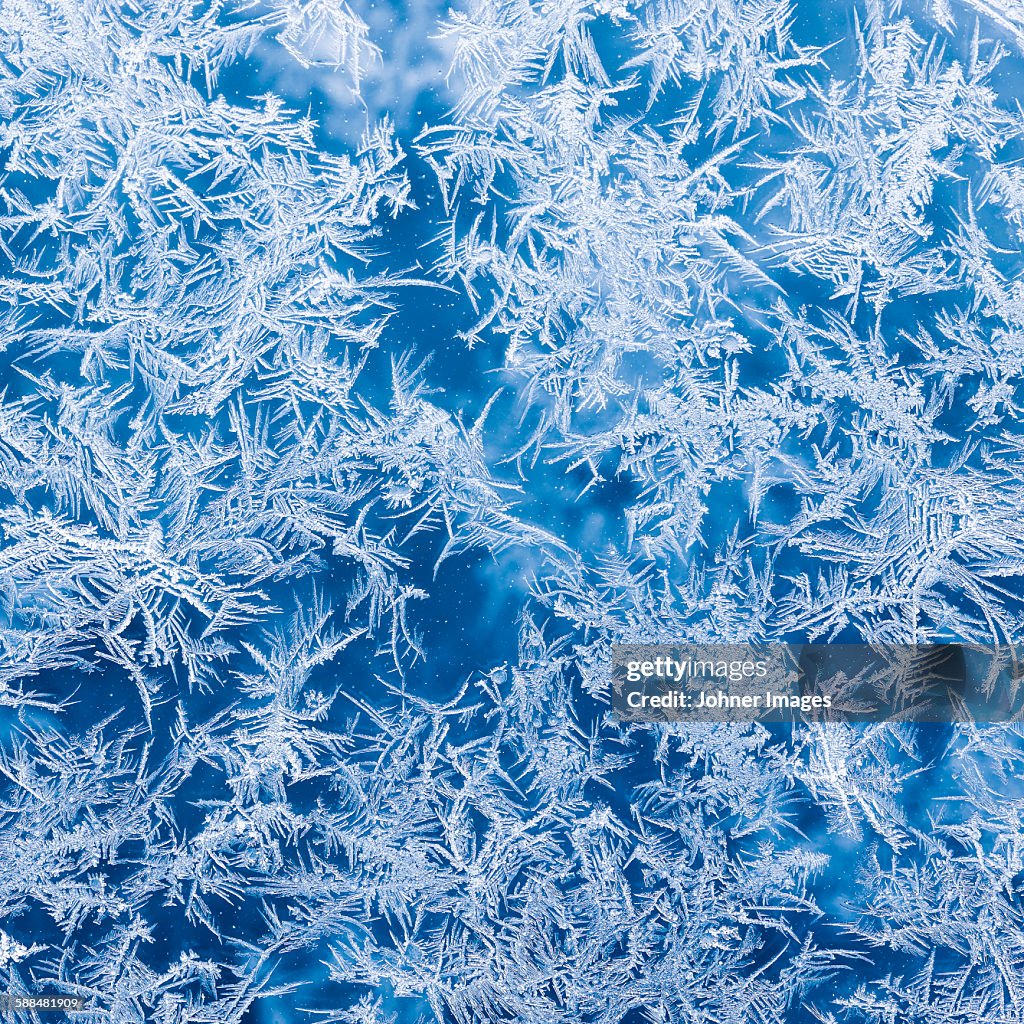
left=0, top=1, right=1023, bottom=1023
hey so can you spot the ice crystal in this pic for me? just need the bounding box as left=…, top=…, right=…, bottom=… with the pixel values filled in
left=0, top=0, right=1023, bottom=1022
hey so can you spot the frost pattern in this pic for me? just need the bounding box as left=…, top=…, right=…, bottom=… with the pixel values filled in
left=0, top=0, right=1023, bottom=1022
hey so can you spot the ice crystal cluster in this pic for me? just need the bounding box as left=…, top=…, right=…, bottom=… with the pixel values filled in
left=1, top=0, right=1023, bottom=1021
